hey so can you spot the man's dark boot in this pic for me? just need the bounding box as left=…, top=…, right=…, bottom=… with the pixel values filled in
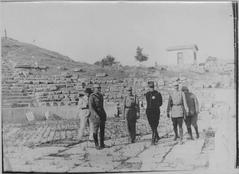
left=100, top=127, right=109, bottom=148
left=194, top=126, right=199, bottom=139
left=93, top=133, right=101, bottom=150
left=131, top=127, right=136, bottom=143
left=155, top=129, right=160, bottom=143
left=100, top=131, right=105, bottom=148
left=131, top=129, right=136, bottom=143
left=187, top=127, right=194, bottom=140
left=173, top=127, right=178, bottom=141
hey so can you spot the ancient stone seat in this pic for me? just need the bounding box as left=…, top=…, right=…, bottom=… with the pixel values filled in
left=60, top=102, right=65, bottom=106
left=52, top=102, right=58, bottom=106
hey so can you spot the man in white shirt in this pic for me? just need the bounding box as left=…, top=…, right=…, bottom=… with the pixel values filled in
left=77, top=88, right=93, bottom=141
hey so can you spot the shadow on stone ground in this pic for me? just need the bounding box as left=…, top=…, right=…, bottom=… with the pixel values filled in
left=2, top=116, right=215, bottom=173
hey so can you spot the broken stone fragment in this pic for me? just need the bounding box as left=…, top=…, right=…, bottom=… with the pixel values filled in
left=26, top=111, right=35, bottom=122
left=45, top=111, right=51, bottom=120
left=45, top=111, right=62, bottom=120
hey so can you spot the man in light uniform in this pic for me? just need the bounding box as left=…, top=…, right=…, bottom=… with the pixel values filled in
left=77, top=88, right=93, bottom=141
left=167, top=82, right=188, bottom=144
left=123, top=87, right=140, bottom=143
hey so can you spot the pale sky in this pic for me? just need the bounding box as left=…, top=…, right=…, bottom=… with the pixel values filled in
left=1, top=2, right=234, bottom=66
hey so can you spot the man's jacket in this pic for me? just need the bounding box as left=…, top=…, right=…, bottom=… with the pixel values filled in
left=183, top=92, right=199, bottom=116
left=89, top=92, right=107, bottom=121
left=145, top=90, right=163, bottom=110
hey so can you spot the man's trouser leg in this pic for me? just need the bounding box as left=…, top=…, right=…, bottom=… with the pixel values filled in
left=185, top=116, right=193, bottom=140
left=152, top=121, right=159, bottom=143
left=99, top=120, right=106, bottom=148
left=93, top=123, right=100, bottom=149
left=78, top=114, right=88, bottom=140
left=147, top=111, right=156, bottom=145
left=148, top=116, right=156, bottom=145
left=93, top=133, right=99, bottom=147
left=151, top=111, right=160, bottom=142
left=126, top=118, right=131, bottom=142
left=178, top=117, right=184, bottom=143
left=127, top=114, right=137, bottom=143
left=172, top=118, right=178, bottom=140
left=131, top=120, right=136, bottom=143
left=88, top=119, right=94, bottom=141
left=149, top=121, right=155, bottom=144
left=192, top=114, right=199, bottom=138
left=151, top=126, right=156, bottom=145
left=154, top=116, right=160, bottom=142
left=92, top=118, right=101, bottom=149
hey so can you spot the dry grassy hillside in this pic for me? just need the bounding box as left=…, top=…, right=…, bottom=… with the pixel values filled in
left=1, top=37, right=132, bottom=78
left=2, top=38, right=87, bottom=74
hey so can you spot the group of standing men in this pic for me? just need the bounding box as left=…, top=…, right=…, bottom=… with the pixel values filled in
left=77, top=81, right=200, bottom=150
left=123, top=81, right=200, bottom=145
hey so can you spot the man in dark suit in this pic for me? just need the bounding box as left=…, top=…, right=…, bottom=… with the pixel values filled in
left=89, top=83, right=108, bottom=150
left=145, top=81, right=163, bottom=145
left=181, top=86, right=200, bottom=139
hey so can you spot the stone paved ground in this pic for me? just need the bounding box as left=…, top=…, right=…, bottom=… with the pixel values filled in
left=3, top=116, right=213, bottom=173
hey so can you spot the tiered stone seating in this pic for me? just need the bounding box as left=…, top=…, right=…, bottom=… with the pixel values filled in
left=2, top=58, right=233, bottom=109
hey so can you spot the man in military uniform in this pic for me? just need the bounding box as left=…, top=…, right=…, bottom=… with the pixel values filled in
left=167, top=82, right=188, bottom=144
left=123, top=87, right=140, bottom=143
left=145, top=81, right=163, bottom=145
left=181, top=86, right=200, bottom=139
left=89, top=84, right=108, bottom=150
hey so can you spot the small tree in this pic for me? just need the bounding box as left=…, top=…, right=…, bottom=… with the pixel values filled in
left=135, top=46, right=148, bottom=64
left=94, top=55, right=117, bottom=67
left=94, top=61, right=102, bottom=66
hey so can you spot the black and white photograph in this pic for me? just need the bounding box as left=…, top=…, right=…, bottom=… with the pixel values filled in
left=1, top=1, right=238, bottom=173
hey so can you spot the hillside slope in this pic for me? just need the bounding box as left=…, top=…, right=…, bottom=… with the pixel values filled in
left=2, top=37, right=94, bottom=75
left=1, top=37, right=129, bottom=78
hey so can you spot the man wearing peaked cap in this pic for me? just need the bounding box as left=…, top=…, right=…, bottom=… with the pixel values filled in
left=145, top=81, right=163, bottom=145
left=148, top=81, right=154, bottom=88
left=89, top=83, right=108, bottom=150
left=167, top=82, right=188, bottom=144
left=123, top=86, right=140, bottom=143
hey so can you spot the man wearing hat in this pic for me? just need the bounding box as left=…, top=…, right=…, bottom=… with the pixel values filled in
left=167, top=82, right=188, bottom=144
left=145, top=81, right=163, bottom=145
left=181, top=86, right=200, bottom=139
left=89, top=83, right=108, bottom=150
left=123, top=86, right=140, bottom=143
